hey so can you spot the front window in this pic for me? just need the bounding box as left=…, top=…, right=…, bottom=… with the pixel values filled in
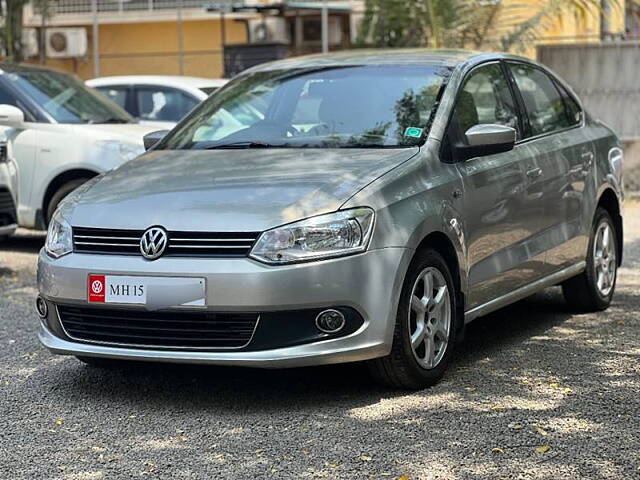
left=8, top=70, right=132, bottom=124
left=159, top=65, right=451, bottom=149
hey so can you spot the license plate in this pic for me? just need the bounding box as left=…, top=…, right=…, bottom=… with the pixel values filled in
left=88, top=275, right=206, bottom=307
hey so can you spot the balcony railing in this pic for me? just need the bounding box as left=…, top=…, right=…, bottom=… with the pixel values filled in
left=38, top=1, right=224, bottom=15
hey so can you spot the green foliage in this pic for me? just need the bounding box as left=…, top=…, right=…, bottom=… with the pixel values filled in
left=1, top=0, right=52, bottom=62
left=357, top=0, right=605, bottom=52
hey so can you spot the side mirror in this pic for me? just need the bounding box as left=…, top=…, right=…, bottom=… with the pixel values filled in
left=143, top=130, right=169, bottom=151
left=456, top=124, right=516, bottom=161
left=0, top=104, right=25, bottom=129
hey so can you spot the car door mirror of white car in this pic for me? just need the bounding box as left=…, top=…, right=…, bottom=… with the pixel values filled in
left=143, top=130, right=170, bottom=151
left=456, top=124, right=516, bottom=161
left=0, top=104, right=25, bottom=129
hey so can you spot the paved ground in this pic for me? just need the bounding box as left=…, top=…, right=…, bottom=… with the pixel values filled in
left=1, top=204, right=639, bottom=480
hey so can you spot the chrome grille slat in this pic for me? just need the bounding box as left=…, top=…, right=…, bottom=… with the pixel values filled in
left=72, top=227, right=260, bottom=258
left=75, top=235, right=140, bottom=241
left=170, top=244, right=254, bottom=249
left=75, top=241, right=139, bottom=247
left=171, top=238, right=255, bottom=242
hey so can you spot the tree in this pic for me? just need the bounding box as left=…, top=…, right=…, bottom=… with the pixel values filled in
left=356, top=0, right=604, bottom=52
left=1, top=0, right=30, bottom=62
left=1, top=0, right=52, bottom=63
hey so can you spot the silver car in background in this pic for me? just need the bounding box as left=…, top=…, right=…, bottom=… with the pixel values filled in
left=37, top=51, right=623, bottom=389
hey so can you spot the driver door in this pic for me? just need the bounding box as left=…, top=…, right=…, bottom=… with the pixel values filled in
left=449, top=62, right=545, bottom=310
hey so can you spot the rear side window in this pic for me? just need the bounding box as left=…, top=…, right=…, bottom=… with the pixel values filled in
left=96, top=86, right=128, bottom=109
left=135, top=87, right=199, bottom=122
left=450, top=63, right=520, bottom=141
left=508, top=63, right=571, bottom=137
left=556, top=83, right=582, bottom=126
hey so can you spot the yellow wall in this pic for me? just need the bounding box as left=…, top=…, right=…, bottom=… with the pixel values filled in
left=36, top=18, right=247, bottom=79
left=489, top=0, right=626, bottom=57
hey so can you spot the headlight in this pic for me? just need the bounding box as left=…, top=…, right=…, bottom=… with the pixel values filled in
left=250, top=208, right=375, bottom=264
left=97, top=140, right=145, bottom=162
left=45, top=211, right=73, bottom=259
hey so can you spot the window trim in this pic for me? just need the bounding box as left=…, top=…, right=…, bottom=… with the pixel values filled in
left=440, top=60, right=523, bottom=163
left=503, top=60, right=585, bottom=146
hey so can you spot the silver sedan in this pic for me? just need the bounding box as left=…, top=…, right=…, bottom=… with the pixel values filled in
left=37, top=50, right=623, bottom=389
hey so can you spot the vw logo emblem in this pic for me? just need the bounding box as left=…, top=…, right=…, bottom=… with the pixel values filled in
left=140, top=227, right=168, bottom=260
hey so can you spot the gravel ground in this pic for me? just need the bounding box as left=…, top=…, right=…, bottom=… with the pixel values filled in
left=1, top=203, right=639, bottom=480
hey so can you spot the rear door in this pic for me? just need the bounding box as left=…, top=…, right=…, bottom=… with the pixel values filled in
left=506, top=62, right=592, bottom=274
left=447, top=62, right=546, bottom=309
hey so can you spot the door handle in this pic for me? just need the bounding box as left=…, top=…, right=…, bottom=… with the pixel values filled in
left=526, top=167, right=542, bottom=179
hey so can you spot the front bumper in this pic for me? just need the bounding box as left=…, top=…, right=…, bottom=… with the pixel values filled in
left=37, top=247, right=410, bottom=367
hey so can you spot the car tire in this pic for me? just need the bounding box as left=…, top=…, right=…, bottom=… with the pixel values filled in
left=562, top=207, right=618, bottom=312
left=75, top=356, right=124, bottom=368
left=46, top=177, right=91, bottom=227
left=368, top=248, right=458, bottom=390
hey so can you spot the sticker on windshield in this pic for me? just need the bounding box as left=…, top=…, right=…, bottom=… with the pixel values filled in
left=404, top=127, right=424, bottom=139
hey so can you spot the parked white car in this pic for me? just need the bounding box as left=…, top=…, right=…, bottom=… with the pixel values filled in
left=0, top=64, right=157, bottom=231
left=0, top=135, right=17, bottom=239
left=86, top=75, right=228, bottom=128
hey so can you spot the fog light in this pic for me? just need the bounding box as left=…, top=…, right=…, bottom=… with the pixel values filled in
left=36, top=296, right=48, bottom=318
left=315, top=309, right=345, bottom=333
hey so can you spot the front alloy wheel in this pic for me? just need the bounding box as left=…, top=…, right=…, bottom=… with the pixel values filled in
left=409, top=267, right=451, bottom=370
left=369, top=248, right=457, bottom=389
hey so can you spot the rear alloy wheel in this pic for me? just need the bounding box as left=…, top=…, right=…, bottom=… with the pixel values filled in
left=369, top=249, right=457, bottom=389
left=562, top=207, right=618, bottom=312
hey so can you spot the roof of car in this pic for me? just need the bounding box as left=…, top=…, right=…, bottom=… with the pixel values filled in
left=0, top=63, right=72, bottom=75
left=246, top=49, right=528, bottom=73
left=86, top=75, right=228, bottom=89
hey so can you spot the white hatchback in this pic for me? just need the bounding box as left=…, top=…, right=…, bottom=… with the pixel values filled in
left=0, top=64, right=158, bottom=231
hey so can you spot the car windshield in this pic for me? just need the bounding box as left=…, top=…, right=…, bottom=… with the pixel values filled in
left=8, top=70, right=133, bottom=124
left=160, top=65, right=451, bottom=149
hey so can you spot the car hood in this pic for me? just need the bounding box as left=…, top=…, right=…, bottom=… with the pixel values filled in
left=72, top=123, right=160, bottom=145
left=66, top=147, right=419, bottom=231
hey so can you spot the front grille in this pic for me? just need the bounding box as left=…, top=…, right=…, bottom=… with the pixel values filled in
left=72, top=227, right=260, bottom=257
left=0, top=188, right=17, bottom=227
left=57, top=305, right=259, bottom=349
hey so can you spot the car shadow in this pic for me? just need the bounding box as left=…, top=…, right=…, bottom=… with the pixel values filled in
left=1, top=229, right=45, bottom=254
left=45, top=288, right=576, bottom=412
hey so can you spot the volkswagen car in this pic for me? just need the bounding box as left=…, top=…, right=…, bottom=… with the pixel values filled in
left=37, top=51, right=624, bottom=389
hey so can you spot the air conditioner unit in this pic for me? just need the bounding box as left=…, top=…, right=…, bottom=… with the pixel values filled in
left=45, top=28, right=88, bottom=58
left=248, top=17, right=290, bottom=44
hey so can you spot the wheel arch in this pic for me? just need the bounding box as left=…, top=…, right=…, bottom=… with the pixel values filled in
left=41, top=169, right=99, bottom=228
left=597, top=188, right=623, bottom=266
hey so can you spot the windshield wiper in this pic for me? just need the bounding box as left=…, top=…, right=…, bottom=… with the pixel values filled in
left=203, top=141, right=287, bottom=149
